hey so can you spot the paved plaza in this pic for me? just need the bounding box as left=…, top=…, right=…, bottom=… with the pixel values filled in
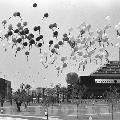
left=0, top=102, right=120, bottom=120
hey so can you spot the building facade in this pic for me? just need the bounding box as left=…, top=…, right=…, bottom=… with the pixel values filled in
left=80, top=61, right=120, bottom=99
left=0, top=78, right=11, bottom=99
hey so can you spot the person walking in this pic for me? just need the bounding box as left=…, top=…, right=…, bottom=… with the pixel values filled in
left=16, top=100, right=21, bottom=112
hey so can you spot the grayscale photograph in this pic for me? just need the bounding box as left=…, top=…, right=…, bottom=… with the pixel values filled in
left=0, top=0, right=120, bottom=120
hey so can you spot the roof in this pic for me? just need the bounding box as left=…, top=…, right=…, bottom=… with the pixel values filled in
left=90, top=61, right=120, bottom=77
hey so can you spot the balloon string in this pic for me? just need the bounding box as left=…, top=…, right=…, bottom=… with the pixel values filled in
left=45, top=56, right=47, bottom=63
left=27, top=56, right=28, bottom=62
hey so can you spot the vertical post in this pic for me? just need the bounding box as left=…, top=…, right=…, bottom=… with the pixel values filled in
left=77, top=103, right=79, bottom=119
left=112, top=103, right=113, bottom=120
left=119, top=47, right=120, bottom=61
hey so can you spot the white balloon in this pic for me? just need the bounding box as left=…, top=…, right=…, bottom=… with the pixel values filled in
left=105, top=16, right=111, bottom=21
left=68, top=27, right=73, bottom=32
left=115, top=25, right=119, bottom=30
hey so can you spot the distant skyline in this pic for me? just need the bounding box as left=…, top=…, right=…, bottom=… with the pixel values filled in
left=0, top=0, right=120, bottom=91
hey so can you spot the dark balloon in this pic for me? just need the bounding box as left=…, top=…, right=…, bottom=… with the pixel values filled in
left=58, top=41, right=63, bottom=45
left=63, top=37, right=69, bottom=41
left=53, top=23, right=57, bottom=28
left=17, top=38, right=22, bottom=43
left=49, top=40, right=53, bottom=45
left=17, top=22, right=21, bottom=28
left=33, top=3, right=37, bottom=7
left=44, top=13, right=49, bottom=18
left=14, top=29, right=19, bottom=33
left=17, top=47, right=21, bottom=51
left=29, top=33, right=34, bottom=38
left=36, top=36, right=40, bottom=41
left=23, top=42, right=28, bottom=46
left=24, top=28, right=29, bottom=34
left=53, top=31, right=58, bottom=38
left=4, top=34, right=9, bottom=38
left=19, top=30, right=25, bottom=35
left=34, top=26, right=38, bottom=31
left=29, top=39, right=35, bottom=44
left=51, top=48, right=55, bottom=53
left=49, top=24, right=53, bottom=29
left=63, top=33, right=68, bottom=38
left=25, top=51, right=29, bottom=55
left=23, top=21, right=27, bottom=26
left=54, top=44, right=59, bottom=49
left=37, top=42, right=42, bottom=47
left=8, top=31, right=13, bottom=36
left=16, top=12, right=21, bottom=17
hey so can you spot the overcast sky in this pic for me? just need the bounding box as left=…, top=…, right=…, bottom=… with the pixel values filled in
left=0, top=0, right=120, bottom=91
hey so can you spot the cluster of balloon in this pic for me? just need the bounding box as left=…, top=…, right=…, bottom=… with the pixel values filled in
left=0, top=7, right=115, bottom=77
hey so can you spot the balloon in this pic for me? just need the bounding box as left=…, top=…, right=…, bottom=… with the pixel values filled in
left=72, top=56, right=77, bottom=60
left=105, top=16, right=111, bottom=21
left=28, top=33, right=34, bottom=38
left=2, top=20, right=7, bottom=25
left=68, top=27, right=73, bottom=32
left=14, top=29, right=19, bottom=33
left=37, top=42, right=42, bottom=47
left=17, top=38, right=22, bottom=43
left=17, top=22, right=21, bottom=28
left=69, top=36, right=75, bottom=42
left=63, top=33, right=68, bottom=38
left=54, top=44, right=59, bottom=49
left=44, top=13, right=49, bottom=18
left=95, top=54, right=99, bottom=58
left=17, top=47, right=21, bottom=51
left=13, top=12, right=17, bottom=17
left=74, top=46, right=79, bottom=52
left=83, top=54, right=88, bottom=58
left=8, top=31, right=13, bottom=36
left=56, top=66, right=61, bottom=70
left=61, top=57, right=67, bottom=62
left=51, top=48, right=55, bottom=53
left=86, top=24, right=91, bottom=31
left=52, top=23, right=57, bottom=28
left=16, top=12, right=21, bottom=17
left=19, top=30, right=25, bottom=35
left=49, top=24, right=53, bottom=29
left=23, top=42, right=28, bottom=46
left=29, top=39, right=35, bottom=45
left=58, top=41, right=63, bottom=45
left=4, top=34, right=9, bottom=38
left=34, top=26, right=38, bottom=31
left=23, top=21, right=27, bottom=26
left=71, top=51, right=75, bottom=56
left=77, top=52, right=83, bottom=56
left=115, top=25, right=119, bottom=30
left=33, top=3, right=37, bottom=7
left=25, top=51, right=29, bottom=55
left=53, top=31, right=58, bottom=38
left=76, top=38, right=81, bottom=43
left=49, top=40, right=53, bottom=45
left=36, top=36, right=41, bottom=41
left=63, top=63, right=67, bottom=68
left=63, top=37, right=69, bottom=41
left=12, top=37, right=17, bottom=43
left=24, top=28, right=29, bottom=34
left=8, top=24, right=13, bottom=30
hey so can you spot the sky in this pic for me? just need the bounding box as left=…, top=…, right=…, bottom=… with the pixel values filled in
left=0, top=0, right=120, bottom=91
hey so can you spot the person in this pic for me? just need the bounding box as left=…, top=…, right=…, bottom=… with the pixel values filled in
left=16, top=100, right=21, bottom=112
left=1, top=98, right=4, bottom=107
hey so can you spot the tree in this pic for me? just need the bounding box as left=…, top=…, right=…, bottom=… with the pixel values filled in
left=66, top=72, right=79, bottom=85
left=103, top=86, right=119, bottom=120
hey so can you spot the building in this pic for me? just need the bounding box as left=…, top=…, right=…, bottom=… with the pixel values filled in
left=0, top=78, right=11, bottom=99
left=80, top=61, right=120, bottom=99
